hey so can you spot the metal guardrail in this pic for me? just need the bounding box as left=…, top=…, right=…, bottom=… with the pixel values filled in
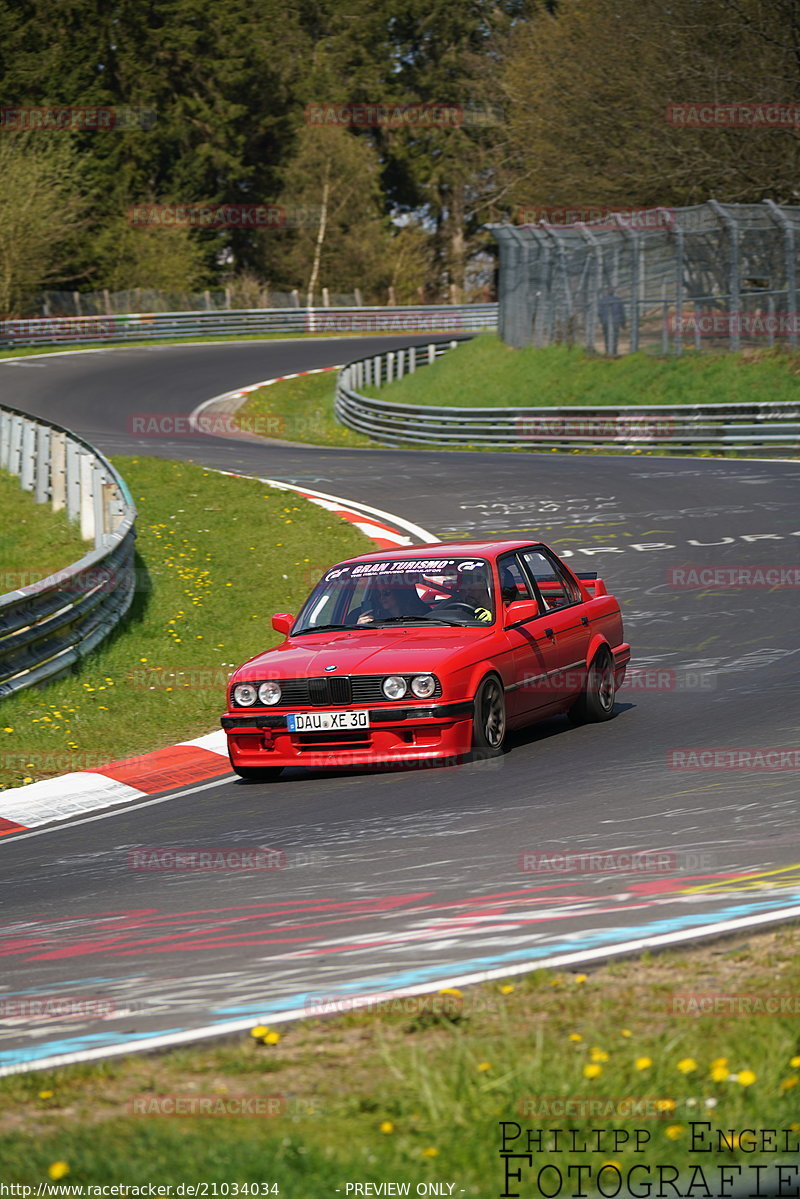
left=0, top=304, right=498, bottom=349
left=335, top=340, right=800, bottom=454
left=0, top=406, right=137, bottom=698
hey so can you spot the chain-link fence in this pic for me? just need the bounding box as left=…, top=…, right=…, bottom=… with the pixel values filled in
left=491, top=202, right=800, bottom=355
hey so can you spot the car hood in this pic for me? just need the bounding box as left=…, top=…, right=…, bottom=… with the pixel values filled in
left=234, top=626, right=483, bottom=680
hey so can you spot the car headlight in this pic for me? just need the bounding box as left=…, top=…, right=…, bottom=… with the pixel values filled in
left=258, top=681, right=282, bottom=706
left=411, top=674, right=436, bottom=699
left=382, top=675, right=408, bottom=700
left=233, top=683, right=258, bottom=706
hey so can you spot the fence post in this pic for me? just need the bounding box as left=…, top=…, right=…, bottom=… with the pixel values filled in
left=764, top=199, right=798, bottom=351
left=674, top=225, right=685, bottom=358
left=708, top=200, right=740, bottom=352
left=577, top=223, right=602, bottom=352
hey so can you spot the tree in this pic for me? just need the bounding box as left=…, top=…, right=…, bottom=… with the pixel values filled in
left=501, top=0, right=800, bottom=210
left=0, top=135, right=86, bottom=314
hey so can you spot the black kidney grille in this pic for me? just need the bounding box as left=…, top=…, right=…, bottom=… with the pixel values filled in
left=308, top=676, right=353, bottom=705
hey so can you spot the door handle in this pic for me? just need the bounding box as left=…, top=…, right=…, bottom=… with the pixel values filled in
left=581, top=616, right=589, bottom=626
left=544, top=627, right=555, bottom=640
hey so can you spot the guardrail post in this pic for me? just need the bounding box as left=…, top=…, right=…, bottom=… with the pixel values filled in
left=80, top=452, right=95, bottom=542
left=34, top=424, right=50, bottom=504
left=373, top=355, right=381, bottom=384
left=65, top=439, right=81, bottom=524
left=427, top=343, right=435, bottom=365
left=409, top=345, right=416, bottom=373
left=20, top=419, right=36, bottom=491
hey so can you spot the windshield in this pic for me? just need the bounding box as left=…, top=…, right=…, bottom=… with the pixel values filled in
left=292, top=557, right=495, bottom=633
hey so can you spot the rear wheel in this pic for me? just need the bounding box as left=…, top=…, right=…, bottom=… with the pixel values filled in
left=568, top=650, right=616, bottom=724
left=472, top=674, right=506, bottom=756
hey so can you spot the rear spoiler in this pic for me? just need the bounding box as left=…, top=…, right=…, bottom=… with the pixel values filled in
left=575, top=571, right=607, bottom=597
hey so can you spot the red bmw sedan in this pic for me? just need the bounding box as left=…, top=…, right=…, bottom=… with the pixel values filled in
left=221, top=540, right=630, bottom=780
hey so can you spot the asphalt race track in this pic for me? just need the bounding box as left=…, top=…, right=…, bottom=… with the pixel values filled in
left=1, top=337, right=800, bottom=1073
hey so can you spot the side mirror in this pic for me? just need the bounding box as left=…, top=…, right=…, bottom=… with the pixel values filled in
left=271, top=612, right=294, bottom=636
left=503, top=599, right=539, bottom=627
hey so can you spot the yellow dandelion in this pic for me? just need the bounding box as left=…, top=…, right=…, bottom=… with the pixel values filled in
left=380, top=1121, right=394, bottom=1134
left=262, top=1031, right=281, bottom=1045
left=677, top=1058, right=698, bottom=1074
left=655, top=1099, right=677, bottom=1113
left=665, top=1125, right=684, bottom=1141
left=38, top=1090, right=54, bottom=1099
left=422, top=1148, right=439, bottom=1158
left=790, top=1056, right=800, bottom=1068
left=711, top=1056, right=728, bottom=1070
left=583, top=1064, right=602, bottom=1079
left=438, top=987, right=461, bottom=997
left=477, top=1062, right=491, bottom=1072
left=738, top=1070, right=756, bottom=1087
left=620, top=1029, right=632, bottom=1037
left=711, top=1066, right=729, bottom=1083
left=499, top=984, right=514, bottom=995
left=590, top=1048, right=609, bottom=1063
left=574, top=974, right=587, bottom=983
left=48, top=1163, right=69, bottom=1180
left=780, top=1077, right=798, bottom=1092
left=568, top=1033, right=583, bottom=1043
left=601, top=1162, right=622, bottom=1171
left=550, top=978, right=563, bottom=987
left=635, top=1057, right=653, bottom=1071
left=250, top=1025, right=269, bottom=1038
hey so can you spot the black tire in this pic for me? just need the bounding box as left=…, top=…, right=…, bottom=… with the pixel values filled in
left=472, top=674, right=507, bottom=756
left=230, top=760, right=284, bottom=782
left=568, top=650, right=616, bottom=724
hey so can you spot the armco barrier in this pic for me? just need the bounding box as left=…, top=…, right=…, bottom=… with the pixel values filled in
left=0, top=304, right=497, bottom=348
left=0, top=405, right=137, bottom=697
left=335, top=340, right=800, bottom=454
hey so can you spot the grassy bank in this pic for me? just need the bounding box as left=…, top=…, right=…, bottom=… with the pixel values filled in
left=360, top=334, right=800, bottom=408
left=234, top=370, right=377, bottom=447
left=1, top=925, right=798, bottom=1190
left=0, top=458, right=370, bottom=788
left=0, top=469, right=88, bottom=588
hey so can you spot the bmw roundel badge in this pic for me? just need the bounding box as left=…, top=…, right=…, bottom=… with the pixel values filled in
left=324, top=665, right=337, bottom=672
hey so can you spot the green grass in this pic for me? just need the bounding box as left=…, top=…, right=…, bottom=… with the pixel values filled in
left=0, top=458, right=371, bottom=788
left=1, top=925, right=799, bottom=1189
left=360, top=333, right=800, bottom=408
left=234, top=370, right=378, bottom=448
left=0, top=469, right=88, bottom=589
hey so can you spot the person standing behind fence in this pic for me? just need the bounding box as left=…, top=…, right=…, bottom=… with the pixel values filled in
left=598, top=287, right=626, bottom=356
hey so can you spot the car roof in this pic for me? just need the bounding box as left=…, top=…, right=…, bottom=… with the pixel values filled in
left=342, top=539, right=545, bottom=565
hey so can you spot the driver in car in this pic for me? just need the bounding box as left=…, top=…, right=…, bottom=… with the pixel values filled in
left=354, top=578, right=429, bottom=625
left=433, top=567, right=494, bottom=622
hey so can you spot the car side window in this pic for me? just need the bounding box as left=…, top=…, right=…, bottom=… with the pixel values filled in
left=497, top=554, right=532, bottom=604
left=519, top=548, right=581, bottom=610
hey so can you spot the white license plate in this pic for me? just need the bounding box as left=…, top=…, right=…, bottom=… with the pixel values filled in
left=287, top=710, right=370, bottom=732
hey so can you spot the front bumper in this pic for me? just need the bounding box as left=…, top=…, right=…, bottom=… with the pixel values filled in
left=221, top=702, right=475, bottom=770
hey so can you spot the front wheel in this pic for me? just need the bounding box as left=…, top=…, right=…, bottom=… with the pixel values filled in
left=568, top=650, right=616, bottom=724
left=472, top=674, right=506, bottom=756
